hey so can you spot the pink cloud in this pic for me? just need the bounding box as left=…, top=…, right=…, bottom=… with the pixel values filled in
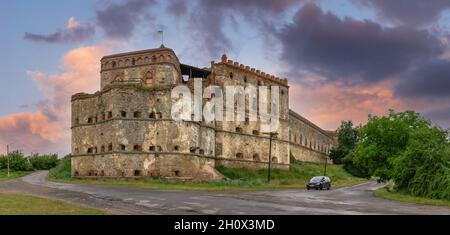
left=0, top=44, right=114, bottom=155
left=289, top=79, right=406, bottom=130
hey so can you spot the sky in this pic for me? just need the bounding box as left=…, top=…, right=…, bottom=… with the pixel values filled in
left=1, top=0, right=450, bottom=155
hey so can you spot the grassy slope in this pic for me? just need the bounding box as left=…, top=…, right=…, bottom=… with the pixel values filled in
left=0, top=194, right=106, bottom=215
left=0, top=170, right=32, bottom=180
left=49, top=158, right=367, bottom=191
left=374, top=188, right=450, bottom=207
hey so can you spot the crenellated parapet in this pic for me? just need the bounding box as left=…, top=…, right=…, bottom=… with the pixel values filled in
left=218, top=54, right=289, bottom=87
left=100, top=47, right=180, bottom=72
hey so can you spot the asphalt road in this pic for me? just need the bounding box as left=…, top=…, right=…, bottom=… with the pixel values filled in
left=0, top=171, right=449, bottom=215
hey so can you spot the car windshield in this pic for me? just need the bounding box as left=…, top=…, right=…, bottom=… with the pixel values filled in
left=310, top=177, right=324, bottom=182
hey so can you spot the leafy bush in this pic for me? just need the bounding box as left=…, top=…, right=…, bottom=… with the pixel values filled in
left=0, top=151, right=33, bottom=171
left=48, top=155, right=71, bottom=179
left=330, top=121, right=359, bottom=164
left=342, top=110, right=450, bottom=200
left=29, top=154, right=59, bottom=170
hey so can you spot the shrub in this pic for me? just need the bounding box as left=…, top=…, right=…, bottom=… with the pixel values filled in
left=0, top=151, right=33, bottom=171
left=48, top=155, right=71, bottom=179
left=29, top=154, right=59, bottom=170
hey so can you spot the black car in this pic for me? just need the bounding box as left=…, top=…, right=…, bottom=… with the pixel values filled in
left=306, top=176, right=331, bottom=190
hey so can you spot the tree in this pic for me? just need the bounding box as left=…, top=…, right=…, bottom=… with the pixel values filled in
left=347, top=110, right=430, bottom=180
left=329, top=121, right=358, bottom=164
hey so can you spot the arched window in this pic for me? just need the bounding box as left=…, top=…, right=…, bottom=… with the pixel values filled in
left=272, top=157, right=278, bottom=163
left=108, top=143, right=113, bottom=152
left=236, top=127, right=243, bottom=133
left=134, top=111, right=141, bottom=118
left=149, top=112, right=156, bottom=119
left=149, top=146, right=156, bottom=152
left=120, top=111, right=127, bottom=118
left=119, top=144, right=126, bottom=151
left=101, top=145, right=105, bottom=153
left=174, top=145, right=180, bottom=151
left=236, top=153, right=244, bottom=159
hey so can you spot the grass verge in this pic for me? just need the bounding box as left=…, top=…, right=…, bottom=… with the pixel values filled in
left=49, top=157, right=367, bottom=191
left=0, top=170, right=32, bottom=180
left=0, top=194, right=106, bottom=215
left=374, top=188, right=450, bottom=207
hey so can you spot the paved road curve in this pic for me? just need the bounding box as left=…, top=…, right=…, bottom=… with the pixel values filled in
left=0, top=171, right=449, bottom=214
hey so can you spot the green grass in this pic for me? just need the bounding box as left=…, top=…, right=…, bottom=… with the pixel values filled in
left=374, top=188, right=450, bottom=207
left=49, top=158, right=367, bottom=191
left=0, top=194, right=106, bottom=215
left=0, top=170, right=32, bottom=180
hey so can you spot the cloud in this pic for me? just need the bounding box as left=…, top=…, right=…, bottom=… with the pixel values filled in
left=166, top=0, right=188, bottom=16
left=96, top=0, right=155, bottom=40
left=395, top=59, right=450, bottom=99
left=167, top=0, right=301, bottom=57
left=0, top=44, right=114, bottom=155
left=353, top=0, right=450, bottom=26
left=24, top=17, right=95, bottom=44
left=276, top=3, right=445, bottom=84
left=289, top=79, right=405, bottom=130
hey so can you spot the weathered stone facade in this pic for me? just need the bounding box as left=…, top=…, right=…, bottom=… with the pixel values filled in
left=71, top=47, right=337, bottom=179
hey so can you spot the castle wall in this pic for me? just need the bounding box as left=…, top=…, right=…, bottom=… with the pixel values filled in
left=210, top=58, right=290, bottom=170
left=71, top=48, right=336, bottom=179
left=288, top=110, right=334, bottom=163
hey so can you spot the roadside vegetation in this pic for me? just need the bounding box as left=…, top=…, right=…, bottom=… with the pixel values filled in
left=49, top=155, right=366, bottom=191
left=0, top=194, right=106, bottom=215
left=0, top=151, right=59, bottom=179
left=330, top=110, right=450, bottom=202
left=374, top=188, right=450, bottom=207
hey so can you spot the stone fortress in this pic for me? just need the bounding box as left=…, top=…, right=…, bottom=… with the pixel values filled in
left=71, top=46, right=337, bottom=179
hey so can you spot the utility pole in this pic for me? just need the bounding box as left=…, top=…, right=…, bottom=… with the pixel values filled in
left=264, top=132, right=278, bottom=183
left=323, top=156, right=328, bottom=176
left=6, top=144, right=10, bottom=177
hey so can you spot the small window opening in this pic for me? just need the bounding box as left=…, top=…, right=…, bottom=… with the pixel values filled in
left=253, top=154, right=260, bottom=161
left=133, top=145, right=142, bottom=151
